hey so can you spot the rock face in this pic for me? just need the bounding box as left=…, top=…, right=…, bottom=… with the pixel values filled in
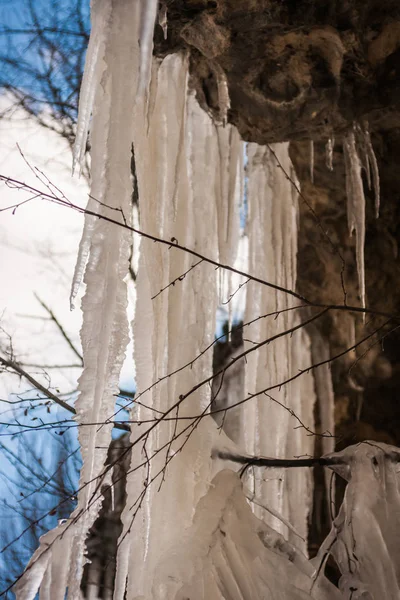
left=155, top=1, right=400, bottom=143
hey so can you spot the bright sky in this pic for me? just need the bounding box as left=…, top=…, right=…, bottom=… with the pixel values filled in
left=0, top=95, right=88, bottom=395
left=0, top=94, right=136, bottom=406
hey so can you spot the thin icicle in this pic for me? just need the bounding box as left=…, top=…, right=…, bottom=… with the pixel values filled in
left=364, top=122, right=381, bottom=218
left=310, top=139, right=314, bottom=183
left=158, top=1, right=167, bottom=40
left=69, top=211, right=97, bottom=310
left=343, top=130, right=366, bottom=310
left=355, top=122, right=372, bottom=192
left=72, top=0, right=111, bottom=173
left=325, top=137, right=334, bottom=171
left=215, top=64, right=230, bottom=126
left=310, top=328, right=335, bottom=521
left=70, top=0, right=113, bottom=306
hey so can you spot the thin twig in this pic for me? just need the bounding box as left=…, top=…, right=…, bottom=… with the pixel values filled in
left=0, top=355, right=129, bottom=432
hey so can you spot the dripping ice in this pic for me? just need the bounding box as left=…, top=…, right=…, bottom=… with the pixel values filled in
left=70, top=0, right=158, bottom=309
left=343, top=125, right=381, bottom=312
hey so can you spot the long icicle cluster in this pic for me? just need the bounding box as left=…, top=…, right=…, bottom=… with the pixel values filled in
left=114, top=55, right=243, bottom=599
left=241, top=143, right=316, bottom=547
left=15, top=2, right=343, bottom=598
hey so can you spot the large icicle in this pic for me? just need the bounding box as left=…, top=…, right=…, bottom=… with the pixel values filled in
left=70, top=0, right=112, bottom=309
left=114, top=56, right=235, bottom=597
left=70, top=0, right=157, bottom=309
left=15, top=1, right=140, bottom=597
left=343, top=130, right=366, bottom=310
left=240, top=143, right=316, bottom=549
left=137, top=0, right=158, bottom=95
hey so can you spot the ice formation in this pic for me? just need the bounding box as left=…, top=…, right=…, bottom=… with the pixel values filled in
left=326, top=137, right=334, bottom=171
left=343, top=130, right=366, bottom=310
left=316, top=442, right=400, bottom=599
left=151, top=469, right=342, bottom=599
left=240, top=143, right=317, bottom=547
left=343, top=125, right=381, bottom=312
left=113, top=53, right=243, bottom=598
left=15, top=2, right=392, bottom=599
left=363, top=123, right=380, bottom=218
left=311, top=329, right=336, bottom=515
left=310, top=139, right=315, bottom=183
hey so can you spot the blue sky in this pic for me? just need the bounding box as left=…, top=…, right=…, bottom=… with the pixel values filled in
left=0, top=0, right=90, bottom=121
left=0, top=2, right=91, bottom=594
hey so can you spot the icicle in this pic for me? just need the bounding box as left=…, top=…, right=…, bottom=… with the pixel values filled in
left=325, top=137, right=334, bottom=171
left=70, top=0, right=114, bottom=306
left=138, top=0, right=158, bottom=96
left=72, top=0, right=112, bottom=173
left=311, top=329, right=335, bottom=520
left=158, top=1, right=167, bottom=40
left=355, top=121, right=372, bottom=191
left=343, top=130, right=366, bottom=311
left=215, top=64, right=230, bottom=126
left=310, top=139, right=314, bottom=183
left=112, top=57, right=223, bottom=599
left=69, top=211, right=97, bottom=310
left=14, top=520, right=73, bottom=600
left=215, top=124, right=241, bottom=306
left=241, top=143, right=316, bottom=547
left=364, top=122, right=381, bottom=218
left=71, top=0, right=159, bottom=306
